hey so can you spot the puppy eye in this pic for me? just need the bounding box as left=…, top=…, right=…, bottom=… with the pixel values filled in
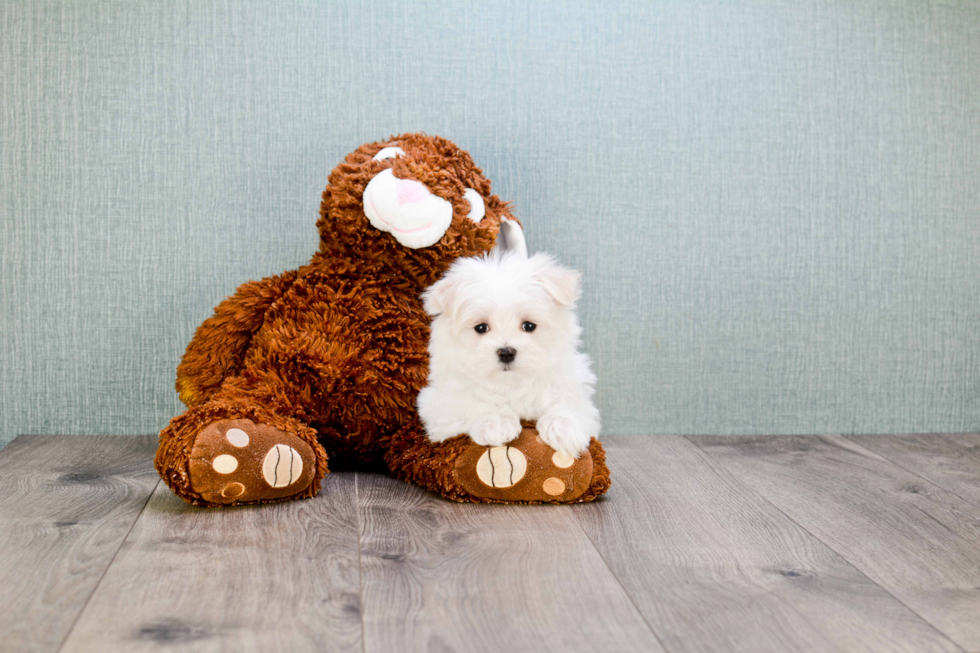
left=463, top=188, right=485, bottom=223
left=474, top=323, right=489, bottom=334
left=522, top=321, right=536, bottom=332
left=373, top=146, right=405, bottom=161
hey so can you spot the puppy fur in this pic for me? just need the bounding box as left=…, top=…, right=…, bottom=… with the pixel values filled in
left=418, top=252, right=600, bottom=457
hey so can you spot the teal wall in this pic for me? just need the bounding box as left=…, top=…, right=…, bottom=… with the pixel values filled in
left=2, top=0, right=979, bottom=446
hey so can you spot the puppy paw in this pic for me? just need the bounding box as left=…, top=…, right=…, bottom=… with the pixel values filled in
left=471, top=414, right=522, bottom=447
left=537, top=414, right=592, bottom=458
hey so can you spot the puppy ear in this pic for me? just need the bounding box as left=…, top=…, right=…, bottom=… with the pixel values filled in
left=422, top=276, right=458, bottom=317
left=531, top=255, right=581, bottom=306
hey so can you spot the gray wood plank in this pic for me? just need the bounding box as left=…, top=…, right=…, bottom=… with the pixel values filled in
left=356, top=472, right=663, bottom=653
left=59, top=472, right=363, bottom=653
left=0, top=435, right=159, bottom=653
left=691, top=434, right=980, bottom=651
left=845, top=433, right=980, bottom=511
left=574, top=436, right=958, bottom=653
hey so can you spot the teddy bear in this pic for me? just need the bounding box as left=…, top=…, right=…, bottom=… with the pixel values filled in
left=155, top=133, right=610, bottom=506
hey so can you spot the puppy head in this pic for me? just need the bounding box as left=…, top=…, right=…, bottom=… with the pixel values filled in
left=423, top=251, right=582, bottom=379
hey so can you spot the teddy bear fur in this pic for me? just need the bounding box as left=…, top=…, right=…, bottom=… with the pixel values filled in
left=155, top=133, right=610, bottom=506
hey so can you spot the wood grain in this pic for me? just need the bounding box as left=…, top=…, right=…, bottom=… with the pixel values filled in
left=691, top=434, right=980, bottom=651
left=59, top=472, right=363, bottom=653
left=0, top=435, right=159, bottom=653
left=845, top=433, right=980, bottom=510
left=575, top=436, right=957, bottom=653
left=6, top=434, right=980, bottom=653
left=356, top=472, right=663, bottom=653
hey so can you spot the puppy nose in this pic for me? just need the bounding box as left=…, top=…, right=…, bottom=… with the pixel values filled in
left=497, top=347, right=516, bottom=364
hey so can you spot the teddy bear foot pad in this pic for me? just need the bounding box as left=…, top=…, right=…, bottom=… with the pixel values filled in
left=188, top=419, right=317, bottom=505
left=453, top=425, right=594, bottom=503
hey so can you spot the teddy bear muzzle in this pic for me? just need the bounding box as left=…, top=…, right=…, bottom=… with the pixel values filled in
left=362, top=168, right=454, bottom=248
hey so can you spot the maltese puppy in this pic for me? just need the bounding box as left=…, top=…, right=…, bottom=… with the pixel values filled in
left=417, top=251, right=600, bottom=458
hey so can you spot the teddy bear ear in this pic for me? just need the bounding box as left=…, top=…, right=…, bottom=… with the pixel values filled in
left=530, top=254, right=581, bottom=306
left=494, top=218, right=528, bottom=259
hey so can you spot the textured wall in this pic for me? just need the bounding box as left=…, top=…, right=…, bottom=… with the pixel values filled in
left=2, top=0, right=979, bottom=446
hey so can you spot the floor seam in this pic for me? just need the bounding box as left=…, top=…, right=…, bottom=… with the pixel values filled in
left=55, top=477, right=160, bottom=653
left=840, top=434, right=980, bottom=515
left=354, top=472, right=368, bottom=653
left=567, top=471, right=672, bottom=652
left=683, top=435, right=967, bottom=653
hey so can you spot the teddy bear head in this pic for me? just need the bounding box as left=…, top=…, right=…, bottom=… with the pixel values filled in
left=316, top=133, right=525, bottom=284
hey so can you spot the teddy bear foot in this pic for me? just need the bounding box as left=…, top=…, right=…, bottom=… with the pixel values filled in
left=187, top=418, right=318, bottom=505
left=452, top=423, right=608, bottom=503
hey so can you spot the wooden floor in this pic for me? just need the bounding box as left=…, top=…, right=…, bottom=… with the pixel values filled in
left=1, top=435, right=979, bottom=653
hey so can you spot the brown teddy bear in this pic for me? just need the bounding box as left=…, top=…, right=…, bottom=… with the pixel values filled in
left=155, top=133, right=610, bottom=506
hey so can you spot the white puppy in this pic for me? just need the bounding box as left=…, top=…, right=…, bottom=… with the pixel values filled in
left=417, top=251, right=600, bottom=458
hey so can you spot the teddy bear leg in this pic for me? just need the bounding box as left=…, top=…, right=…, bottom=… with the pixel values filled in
left=155, top=387, right=329, bottom=507
left=384, top=419, right=611, bottom=504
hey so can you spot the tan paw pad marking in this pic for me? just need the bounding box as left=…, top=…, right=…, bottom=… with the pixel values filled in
left=552, top=451, right=575, bottom=468
left=212, top=454, right=238, bottom=474
left=262, top=444, right=303, bottom=488
left=542, top=477, right=566, bottom=496
left=221, top=482, right=245, bottom=499
left=476, top=446, right=527, bottom=488
left=225, top=428, right=250, bottom=448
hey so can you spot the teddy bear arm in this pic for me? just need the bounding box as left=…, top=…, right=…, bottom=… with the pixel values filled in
left=176, top=270, right=300, bottom=407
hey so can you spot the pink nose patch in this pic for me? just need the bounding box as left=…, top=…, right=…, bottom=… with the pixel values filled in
left=396, top=178, right=429, bottom=204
